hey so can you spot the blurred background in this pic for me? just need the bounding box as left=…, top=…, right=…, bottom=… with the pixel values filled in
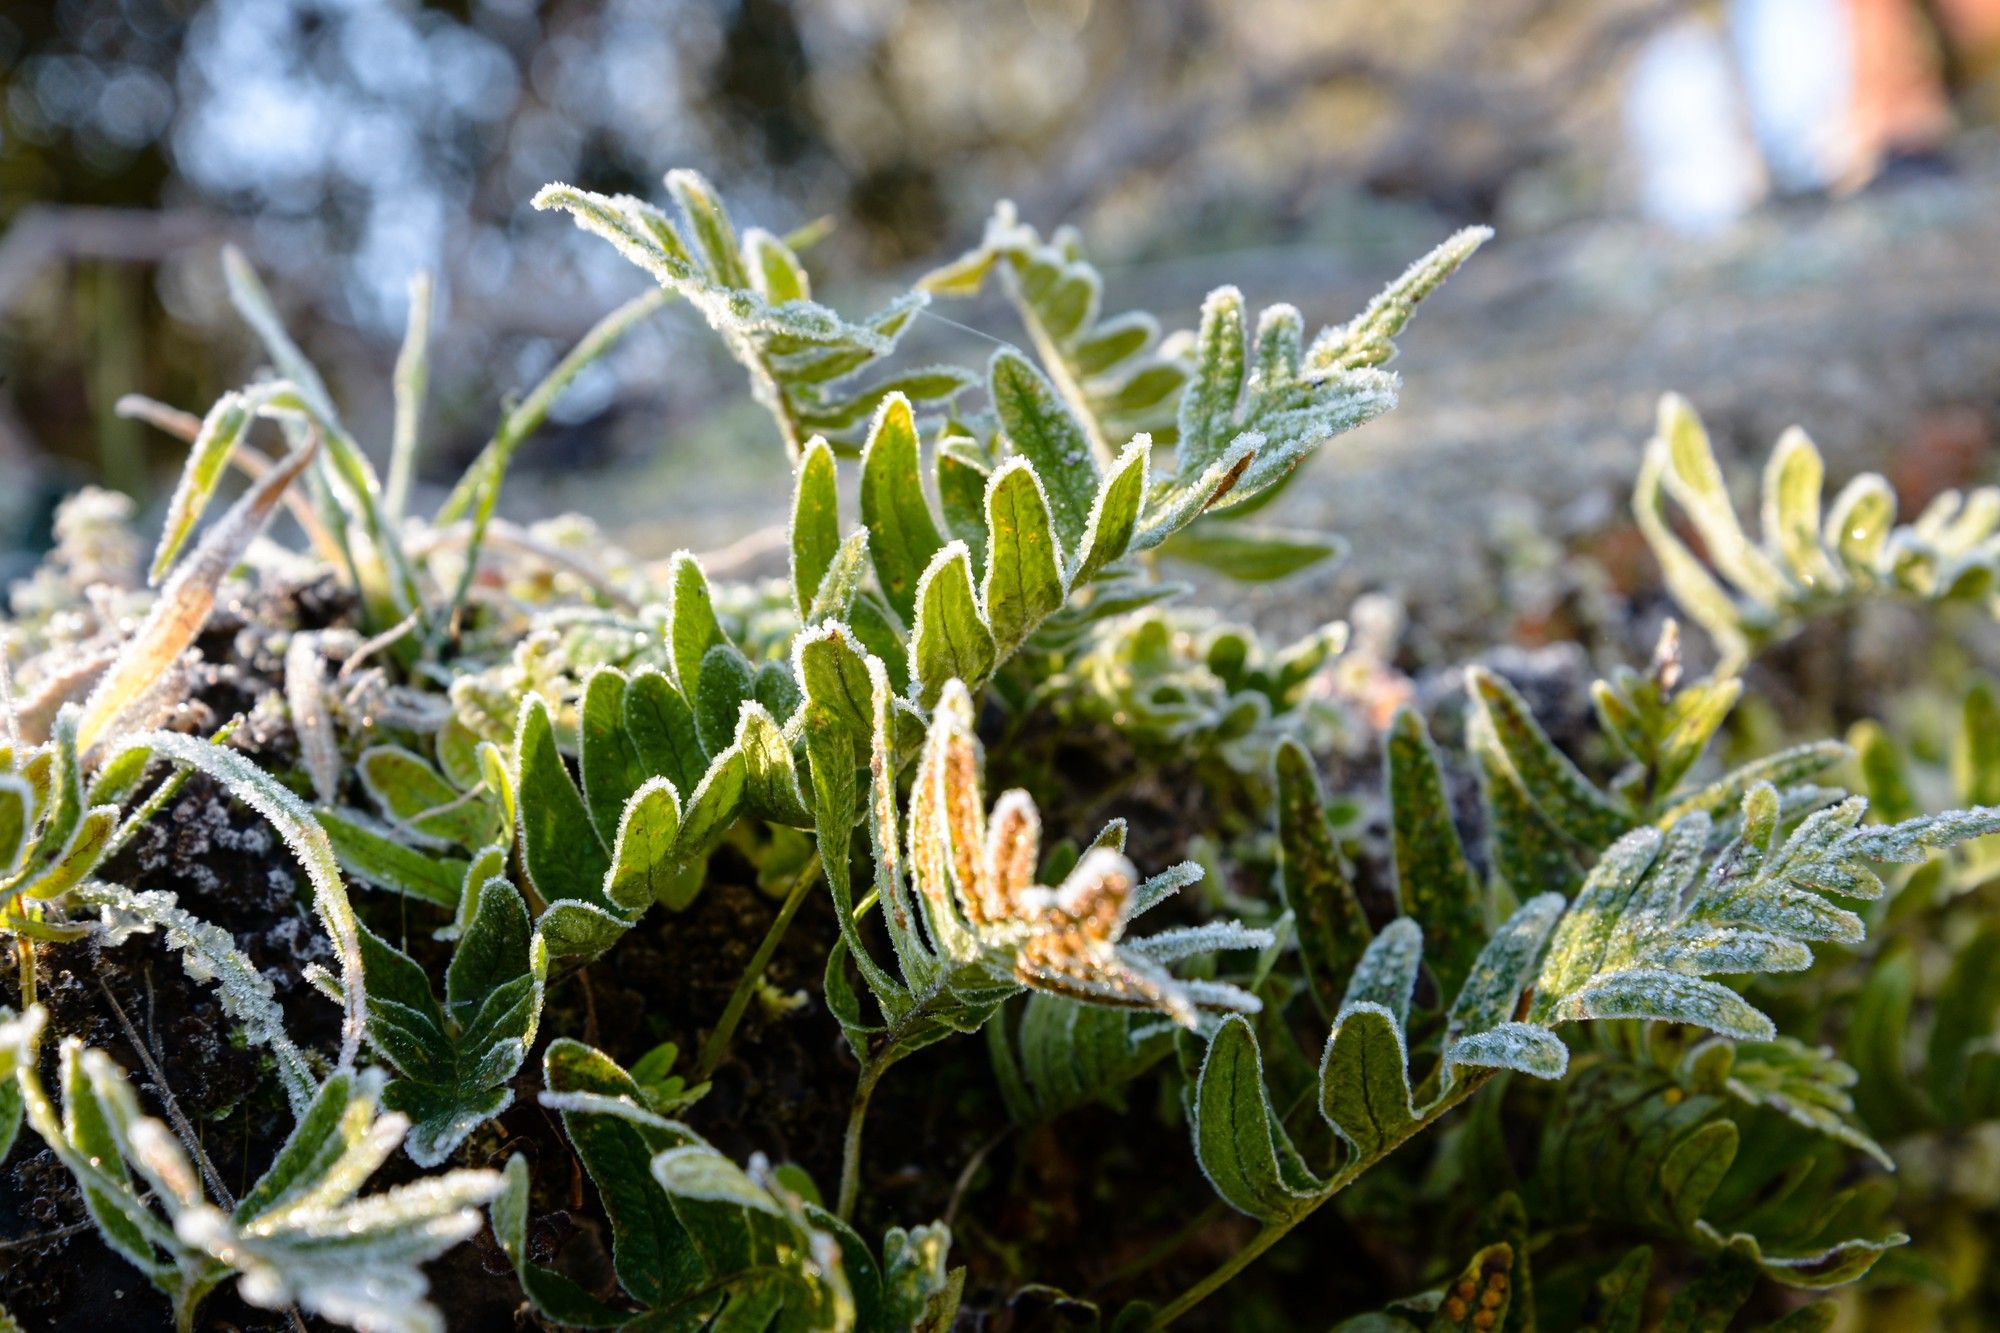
left=2, top=0, right=1998, bottom=650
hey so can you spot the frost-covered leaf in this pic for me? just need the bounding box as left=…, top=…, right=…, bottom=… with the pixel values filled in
left=1274, top=738, right=1369, bottom=1022
left=1528, top=789, right=1998, bottom=1046
left=104, top=731, right=367, bottom=1070
left=534, top=174, right=967, bottom=456
left=1683, top=1037, right=1890, bottom=1170
left=149, top=389, right=257, bottom=585
left=1469, top=667, right=1630, bottom=848
left=513, top=693, right=614, bottom=914
left=980, top=459, right=1066, bottom=655
left=909, top=544, right=996, bottom=709
left=1635, top=393, right=2000, bottom=666
left=1385, top=708, right=1485, bottom=1000
left=318, top=808, right=466, bottom=908
left=528, top=1039, right=945, bottom=1330
left=78, top=438, right=318, bottom=755
left=861, top=394, right=946, bottom=625
left=987, top=993, right=1171, bottom=1125
left=1192, top=1014, right=1322, bottom=1222
left=990, top=349, right=1101, bottom=551
left=1317, top=1002, right=1418, bottom=1163
left=358, top=745, right=498, bottom=849
left=354, top=877, right=546, bottom=1166
left=7, top=1027, right=497, bottom=1333
left=791, top=436, right=842, bottom=619
left=77, top=883, right=317, bottom=1115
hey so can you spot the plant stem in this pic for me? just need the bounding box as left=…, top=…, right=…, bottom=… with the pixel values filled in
left=836, top=1057, right=884, bottom=1223
left=695, top=853, right=821, bottom=1080
left=1088, top=1199, right=1229, bottom=1295
left=15, top=933, right=33, bottom=1008
left=1146, top=1218, right=1295, bottom=1330
left=1146, top=1070, right=1494, bottom=1328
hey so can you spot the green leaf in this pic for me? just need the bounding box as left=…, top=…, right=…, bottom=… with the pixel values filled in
left=491, top=1156, right=632, bottom=1328
left=367, top=878, right=546, bottom=1167
left=624, top=668, right=709, bottom=796
left=1929, top=917, right=2000, bottom=1123
left=753, top=661, right=800, bottom=727
left=1444, top=892, right=1564, bottom=1047
left=1583, top=1247, right=1653, bottom=1333
left=695, top=642, right=757, bottom=758
left=1176, top=286, right=1249, bottom=478
left=579, top=669, right=649, bottom=848
left=606, top=778, right=684, bottom=915
left=810, top=531, right=874, bottom=627
left=1469, top=668, right=1629, bottom=848
left=150, top=390, right=256, bottom=584
left=736, top=703, right=812, bottom=827
left=990, top=349, right=1100, bottom=551
left=1068, top=436, right=1149, bottom=584
left=1657, top=1250, right=1756, bottom=1333
left=909, top=542, right=998, bottom=708
left=1339, top=919, right=1423, bottom=1027
left=1310, top=226, right=1489, bottom=371
left=0, top=775, right=29, bottom=875
left=936, top=437, right=992, bottom=568
left=1191, top=1015, right=1321, bottom=1222
left=1955, top=680, right=2000, bottom=807
left=317, top=808, right=465, bottom=908
left=541, top=1040, right=707, bottom=1309
left=357, top=745, right=496, bottom=849
left=666, top=167, right=750, bottom=288
left=861, top=394, right=946, bottom=625
left=1385, top=708, right=1485, bottom=1000
left=513, top=694, right=614, bottom=912
left=669, top=747, right=748, bottom=907
left=980, top=459, right=1067, bottom=654
left=791, top=437, right=841, bottom=618
left=1157, top=525, right=1343, bottom=582
left=668, top=552, right=727, bottom=697
left=1318, top=1003, right=1417, bottom=1162
left=1762, top=427, right=1831, bottom=590
left=1275, top=739, right=1370, bottom=1022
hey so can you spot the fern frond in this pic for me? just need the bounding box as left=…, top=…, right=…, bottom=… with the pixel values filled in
left=535, top=173, right=974, bottom=457
left=1636, top=394, right=2000, bottom=667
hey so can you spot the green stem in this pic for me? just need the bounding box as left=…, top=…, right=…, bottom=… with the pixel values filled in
left=1089, top=1199, right=1228, bottom=1295
left=836, top=1056, right=884, bottom=1223
left=1000, top=266, right=1113, bottom=471
left=1146, top=1070, right=1494, bottom=1329
left=1146, top=1218, right=1294, bottom=1330
left=694, top=853, right=821, bottom=1080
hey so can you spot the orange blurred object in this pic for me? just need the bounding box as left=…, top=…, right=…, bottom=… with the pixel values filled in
left=1847, top=0, right=2000, bottom=174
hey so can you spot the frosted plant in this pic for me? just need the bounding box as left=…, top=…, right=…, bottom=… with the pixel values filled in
left=0, top=1010, right=499, bottom=1333
left=795, top=623, right=1269, bottom=1217
left=1636, top=393, right=2000, bottom=667
left=1153, top=659, right=2000, bottom=1326
left=14, top=157, right=2000, bottom=1332
left=337, top=876, right=548, bottom=1166
left=491, top=1039, right=962, bottom=1331
left=535, top=171, right=975, bottom=457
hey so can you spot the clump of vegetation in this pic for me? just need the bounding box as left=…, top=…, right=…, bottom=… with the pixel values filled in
left=2, top=167, right=1997, bottom=1333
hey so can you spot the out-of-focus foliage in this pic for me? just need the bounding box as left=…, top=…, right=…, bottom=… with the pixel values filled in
left=1637, top=394, right=2000, bottom=669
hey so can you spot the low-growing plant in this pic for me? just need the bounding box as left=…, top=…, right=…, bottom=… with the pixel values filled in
left=1, top=165, right=1996, bottom=1333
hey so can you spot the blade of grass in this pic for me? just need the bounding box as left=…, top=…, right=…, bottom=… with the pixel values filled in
left=385, top=271, right=433, bottom=523
left=435, top=286, right=672, bottom=639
